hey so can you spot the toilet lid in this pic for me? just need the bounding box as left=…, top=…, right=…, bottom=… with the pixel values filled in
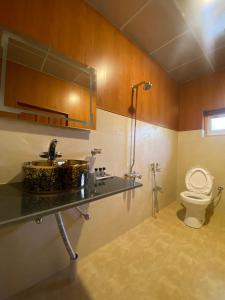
left=185, top=167, right=213, bottom=195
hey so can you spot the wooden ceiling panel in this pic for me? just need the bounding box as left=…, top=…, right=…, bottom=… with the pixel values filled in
left=123, top=0, right=188, bottom=52
left=151, top=31, right=203, bottom=71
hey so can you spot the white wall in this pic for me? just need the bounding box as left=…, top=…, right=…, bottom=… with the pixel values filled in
left=0, top=109, right=178, bottom=299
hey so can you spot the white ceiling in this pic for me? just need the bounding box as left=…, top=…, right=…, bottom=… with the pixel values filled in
left=86, top=0, right=225, bottom=83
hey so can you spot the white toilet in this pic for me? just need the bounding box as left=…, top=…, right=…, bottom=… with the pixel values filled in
left=180, top=167, right=214, bottom=229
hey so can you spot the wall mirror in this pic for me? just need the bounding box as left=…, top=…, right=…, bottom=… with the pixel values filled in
left=0, top=28, right=96, bottom=129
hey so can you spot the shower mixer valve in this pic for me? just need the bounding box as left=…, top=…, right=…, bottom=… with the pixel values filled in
left=125, top=171, right=142, bottom=180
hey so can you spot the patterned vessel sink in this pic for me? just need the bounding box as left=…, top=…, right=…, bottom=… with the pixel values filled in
left=23, top=160, right=89, bottom=194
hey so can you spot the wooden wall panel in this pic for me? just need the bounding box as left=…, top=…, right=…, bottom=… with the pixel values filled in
left=5, top=61, right=92, bottom=128
left=0, top=0, right=179, bottom=130
left=179, top=69, right=225, bottom=131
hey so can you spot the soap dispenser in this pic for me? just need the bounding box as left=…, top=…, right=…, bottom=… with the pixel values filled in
left=87, top=148, right=102, bottom=185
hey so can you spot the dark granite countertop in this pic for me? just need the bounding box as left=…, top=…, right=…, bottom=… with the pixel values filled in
left=0, top=176, right=142, bottom=227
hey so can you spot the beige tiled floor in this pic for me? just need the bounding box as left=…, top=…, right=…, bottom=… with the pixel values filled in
left=11, top=201, right=225, bottom=300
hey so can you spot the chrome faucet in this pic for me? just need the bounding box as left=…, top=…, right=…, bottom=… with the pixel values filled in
left=48, top=139, right=58, bottom=160
left=40, top=139, right=62, bottom=160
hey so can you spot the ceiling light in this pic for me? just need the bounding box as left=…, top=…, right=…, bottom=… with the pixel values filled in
left=202, top=0, right=214, bottom=5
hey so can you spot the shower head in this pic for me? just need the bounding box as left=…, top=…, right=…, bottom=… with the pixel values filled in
left=132, top=81, right=153, bottom=90
left=143, top=82, right=152, bottom=90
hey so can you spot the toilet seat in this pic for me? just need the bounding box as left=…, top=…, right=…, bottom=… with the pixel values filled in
left=185, top=167, right=213, bottom=195
left=180, top=191, right=211, bottom=205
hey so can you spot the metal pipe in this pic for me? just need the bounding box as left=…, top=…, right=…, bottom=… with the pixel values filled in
left=214, top=186, right=223, bottom=208
left=129, top=81, right=153, bottom=174
left=55, top=212, right=78, bottom=260
left=150, top=163, right=162, bottom=218
left=152, top=168, right=159, bottom=217
left=129, top=87, right=138, bottom=174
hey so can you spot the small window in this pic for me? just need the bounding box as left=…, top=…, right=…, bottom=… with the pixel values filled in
left=204, top=109, right=225, bottom=136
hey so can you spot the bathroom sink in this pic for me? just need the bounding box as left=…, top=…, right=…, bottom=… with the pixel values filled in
left=23, top=159, right=88, bottom=194
left=27, top=161, right=62, bottom=167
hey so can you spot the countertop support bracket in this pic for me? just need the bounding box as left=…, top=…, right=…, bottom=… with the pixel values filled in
left=55, top=212, right=78, bottom=260
left=76, top=206, right=90, bottom=220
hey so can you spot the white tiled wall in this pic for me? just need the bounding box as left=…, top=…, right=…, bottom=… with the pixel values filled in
left=0, top=109, right=178, bottom=299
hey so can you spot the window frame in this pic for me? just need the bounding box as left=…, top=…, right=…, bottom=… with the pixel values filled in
left=204, top=111, right=225, bottom=136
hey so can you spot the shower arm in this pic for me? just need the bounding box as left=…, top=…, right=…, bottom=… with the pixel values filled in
left=132, top=81, right=145, bottom=89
